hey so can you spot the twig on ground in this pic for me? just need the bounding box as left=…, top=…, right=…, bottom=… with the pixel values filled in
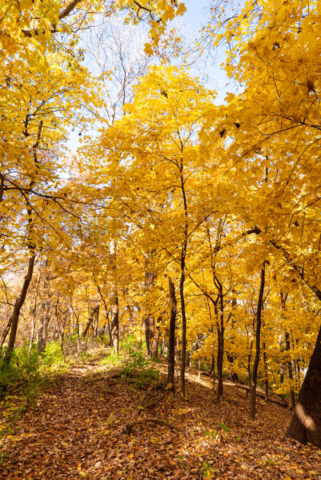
left=119, top=416, right=180, bottom=435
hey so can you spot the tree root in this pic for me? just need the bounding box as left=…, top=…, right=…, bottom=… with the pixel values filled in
left=119, top=416, right=180, bottom=434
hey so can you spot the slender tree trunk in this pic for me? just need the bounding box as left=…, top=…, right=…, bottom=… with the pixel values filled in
left=110, top=295, right=119, bottom=353
left=250, top=264, right=265, bottom=420
left=215, top=289, right=224, bottom=403
left=168, top=276, right=177, bottom=388
left=209, top=355, right=214, bottom=376
left=144, top=315, right=154, bottom=356
left=110, top=238, right=119, bottom=353
left=94, top=274, right=112, bottom=342
left=216, top=326, right=224, bottom=402
left=180, top=264, right=187, bottom=398
left=212, top=354, right=216, bottom=388
left=4, top=254, right=36, bottom=363
left=37, top=311, right=51, bottom=355
left=1, top=316, right=13, bottom=348
left=263, top=342, right=269, bottom=401
left=150, top=320, right=159, bottom=358
left=285, top=331, right=296, bottom=410
left=179, top=162, right=188, bottom=399
left=83, top=305, right=100, bottom=338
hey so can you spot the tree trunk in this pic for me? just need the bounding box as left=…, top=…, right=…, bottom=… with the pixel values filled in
left=263, top=342, right=269, bottom=401
left=1, top=316, right=13, bottom=348
left=144, top=315, right=154, bottom=356
left=37, top=311, right=51, bottom=355
left=250, top=264, right=265, bottom=420
left=286, top=325, right=321, bottom=447
left=110, top=295, right=119, bottom=353
left=216, top=326, right=224, bottom=402
left=150, top=322, right=159, bottom=358
left=180, top=266, right=187, bottom=398
left=168, top=276, right=177, bottom=389
left=4, top=254, right=36, bottom=363
left=82, top=305, right=100, bottom=338
left=110, top=238, right=119, bottom=353
left=285, top=331, right=296, bottom=410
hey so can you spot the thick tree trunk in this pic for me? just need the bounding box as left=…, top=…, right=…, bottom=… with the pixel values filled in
left=250, top=264, right=265, bottom=420
left=4, top=254, right=36, bottom=363
left=168, top=277, right=177, bottom=388
left=286, top=325, right=321, bottom=447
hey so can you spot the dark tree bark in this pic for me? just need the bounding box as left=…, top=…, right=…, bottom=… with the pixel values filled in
left=110, top=238, right=119, bottom=353
left=180, top=262, right=187, bottom=398
left=285, top=331, right=296, bottom=410
left=82, top=305, right=100, bottom=338
left=286, top=325, right=321, bottom=447
left=263, top=342, right=269, bottom=401
left=144, top=250, right=156, bottom=357
left=168, top=276, right=177, bottom=389
left=4, top=254, right=36, bottom=363
left=215, top=283, right=225, bottom=403
left=216, top=324, right=224, bottom=402
left=250, top=263, right=265, bottom=420
left=110, top=295, right=119, bottom=353
left=93, top=273, right=112, bottom=342
left=1, top=316, right=13, bottom=348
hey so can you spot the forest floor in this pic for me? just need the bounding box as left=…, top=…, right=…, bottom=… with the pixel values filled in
left=0, top=347, right=321, bottom=480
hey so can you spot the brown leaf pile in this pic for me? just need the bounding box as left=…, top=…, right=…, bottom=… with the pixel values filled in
left=0, top=361, right=320, bottom=480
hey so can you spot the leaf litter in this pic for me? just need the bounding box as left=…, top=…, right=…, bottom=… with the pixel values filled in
left=0, top=357, right=320, bottom=480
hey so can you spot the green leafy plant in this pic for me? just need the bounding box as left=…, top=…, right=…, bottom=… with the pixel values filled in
left=40, top=341, right=65, bottom=370
left=179, top=454, right=186, bottom=469
left=201, top=461, right=215, bottom=478
left=119, top=351, right=159, bottom=388
left=120, top=335, right=136, bottom=353
left=205, top=429, right=217, bottom=440
left=151, top=354, right=161, bottom=363
left=219, top=421, right=230, bottom=433
left=0, top=452, right=8, bottom=467
left=0, top=343, right=41, bottom=397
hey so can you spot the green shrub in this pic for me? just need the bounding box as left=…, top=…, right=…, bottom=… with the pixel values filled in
left=120, top=335, right=136, bottom=353
left=40, top=341, right=65, bottom=369
left=0, top=343, right=41, bottom=401
left=119, top=351, right=159, bottom=388
left=151, top=354, right=161, bottom=363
